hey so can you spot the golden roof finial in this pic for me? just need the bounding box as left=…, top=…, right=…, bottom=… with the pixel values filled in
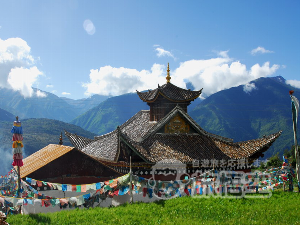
left=166, top=63, right=171, bottom=83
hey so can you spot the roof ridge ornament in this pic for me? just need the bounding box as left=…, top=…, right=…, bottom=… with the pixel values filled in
left=166, top=63, right=171, bottom=83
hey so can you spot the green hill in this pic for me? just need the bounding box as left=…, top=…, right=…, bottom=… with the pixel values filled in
left=71, top=93, right=149, bottom=135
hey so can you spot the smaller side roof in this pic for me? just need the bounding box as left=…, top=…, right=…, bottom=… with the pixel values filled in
left=82, top=130, right=119, bottom=161
left=17, top=144, right=75, bottom=178
left=67, top=110, right=157, bottom=162
left=213, top=131, right=282, bottom=159
left=64, top=130, right=94, bottom=150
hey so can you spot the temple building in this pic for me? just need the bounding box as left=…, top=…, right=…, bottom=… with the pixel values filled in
left=17, top=144, right=120, bottom=184
left=65, top=64, right=281, bottom=175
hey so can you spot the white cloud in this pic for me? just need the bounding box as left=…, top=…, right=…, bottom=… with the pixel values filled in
left=154, top=46, right=175, bottom=59
left=62, top=92, right=71, bottom=95
left=83, top=19, right=96, bottom=35
left=0, top=37, right=43, bottom=97
left=83, top=64, right=165, bottom=96
left=36, top=89, right=47, bottom=97
left=46, top=84, right=54, bottom=88
left=286, top=80, right=300, bottom=89
left=251, top=46, right=274, bottom=55
left=243, top=83, right=257, bottom=93
left=83, top=51, right=280, bottom=97
left=7, top=66, right=43, bottom=97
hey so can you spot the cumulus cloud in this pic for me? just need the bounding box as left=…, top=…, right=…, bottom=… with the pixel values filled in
left=173, top=59, right=279, bottom=97
left=251, top=46, right=274, bottom=55
left=243, top=83, right=257, bottom=93
left=83, top=64, right=165, bottom=96
left=83, top=19, right=96, bottom=35
left=83, top=51, right=280, bottom=97
left=286, top=80, right=300, bottom=89
left=7, top=67, right=43, bottom=97
left=62, top=92, right=71, bottom=95
left=154, top=46, right=175, bottom=59
left=0, top=37, right=43, bottom=97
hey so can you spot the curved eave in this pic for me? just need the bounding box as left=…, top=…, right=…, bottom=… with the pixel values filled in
left=247, top=131, right=282, bottom=159
left=136, top=89, right=202, bottom=103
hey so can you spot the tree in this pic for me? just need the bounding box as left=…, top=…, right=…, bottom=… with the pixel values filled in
left=284, top=145, right=299, bottom=168
left=266, top=153, right=282, bottom=168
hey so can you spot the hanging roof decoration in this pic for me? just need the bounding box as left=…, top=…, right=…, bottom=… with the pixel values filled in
left=11, top=116, right=24, bottom=167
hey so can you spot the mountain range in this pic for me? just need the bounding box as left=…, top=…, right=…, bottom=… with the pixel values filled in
left=0, top=88, right=109, bottom=122
left=0, top=76, right=299, bottom=174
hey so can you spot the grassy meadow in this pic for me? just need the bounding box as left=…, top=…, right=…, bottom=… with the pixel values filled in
left=6, top=191, right=300, bottom=225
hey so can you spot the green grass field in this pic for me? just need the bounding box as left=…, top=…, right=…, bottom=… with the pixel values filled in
left=6, top=191, right=300, bottom=225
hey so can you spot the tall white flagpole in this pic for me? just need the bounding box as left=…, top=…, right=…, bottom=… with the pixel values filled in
left=130, top=156, right=133, bottom=203
left=290, top=91, right=299, bottom=191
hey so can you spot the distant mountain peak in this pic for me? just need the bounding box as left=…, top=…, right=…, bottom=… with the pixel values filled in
left=0, top=108, right=15, bottom=121
left=270, top=76, right=286, bottom=83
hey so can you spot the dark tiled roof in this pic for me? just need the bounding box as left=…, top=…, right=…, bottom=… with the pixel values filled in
left=82, top=130, right=119, bottom=161
left=137, top=83, right=202, bottom=103
left=119, top=110, right=157, bottom=142
left=65, top=108, right=281, bottom=164
left=64, top=130, right=94, bottom=150
left=213, top=131, right=282, bottom=159
left=78, top=110, right=156, bottom=161
left=126, top=133, right=231, bottom=163
left=122, top=131, right=281, bottom=163
left=215, top=131, right=282, bottom=159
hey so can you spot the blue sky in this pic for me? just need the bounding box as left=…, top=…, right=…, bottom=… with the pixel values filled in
left=0, top=0, right=299, bottom=99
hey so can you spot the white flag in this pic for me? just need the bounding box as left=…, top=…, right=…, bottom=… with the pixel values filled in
left=292, top=95, right=299, bottom=128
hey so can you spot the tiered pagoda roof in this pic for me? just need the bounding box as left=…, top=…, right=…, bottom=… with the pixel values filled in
left=137, top=82, right=202, bottom=103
